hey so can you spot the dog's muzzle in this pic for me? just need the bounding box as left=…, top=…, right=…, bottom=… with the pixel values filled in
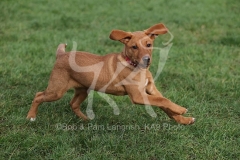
left=142, top=56, right=151, bottom=67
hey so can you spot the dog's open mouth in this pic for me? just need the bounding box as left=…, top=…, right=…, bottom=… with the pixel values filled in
left=125, top=56, right=150, bottom=69
left=138, top=63, right=150, bottom=69
left=125, top=56, right=139, bottom=67
left=129, top=59, right=150, bottom=69
left=130, top=60, right=139, bottom=67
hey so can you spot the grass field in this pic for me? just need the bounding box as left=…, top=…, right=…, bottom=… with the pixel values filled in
left=1, top=0, right=240, bottom=159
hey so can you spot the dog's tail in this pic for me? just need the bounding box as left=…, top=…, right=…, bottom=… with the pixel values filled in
left=56, top=43, right=67, bottom=58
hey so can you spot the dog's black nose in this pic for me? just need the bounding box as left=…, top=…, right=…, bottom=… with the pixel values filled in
left=142, top=56, right=151, bottom=66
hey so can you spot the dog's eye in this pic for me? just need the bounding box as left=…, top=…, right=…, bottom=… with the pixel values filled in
left=146, top=44, right=151, bottom=47
left=132, top=45, right=138, bottom=49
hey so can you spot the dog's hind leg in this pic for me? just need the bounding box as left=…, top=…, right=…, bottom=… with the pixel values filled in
left=27, top=71, right=70, bottom=121
left=70, top=88, right=89, bottom=120
left=26, top=88, right=68, bottom=121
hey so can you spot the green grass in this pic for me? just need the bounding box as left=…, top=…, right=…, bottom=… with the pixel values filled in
left=1, top=0, right=240, bottom=159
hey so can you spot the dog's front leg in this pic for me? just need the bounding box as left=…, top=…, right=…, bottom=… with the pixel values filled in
left=146, top=81, right=195, bottom=124
left=129, top=90, right=187, bottom=115
left=126, top=85, right=194, bottom=124
left=145, top=82, right=195, bottom=124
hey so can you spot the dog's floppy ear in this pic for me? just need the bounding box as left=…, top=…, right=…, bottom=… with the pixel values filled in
left=109, top=30, right=132, bottom=44
left=144, top=23, right=168, bottom=40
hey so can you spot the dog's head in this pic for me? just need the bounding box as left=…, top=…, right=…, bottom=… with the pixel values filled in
left=110, top=23, right=168, bottom=69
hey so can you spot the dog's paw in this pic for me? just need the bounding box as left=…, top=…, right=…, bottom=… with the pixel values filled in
left=176, top=107, right=188, bottom=115
left=26, top=115, right=36, bottom=122
left=188, top=117, right=195, bottom=124
left=30, top=117, right=36, bottom=122
left=175, top=116, right=195, bottom=125
left=173, top=104, right=188, bottom=115
left=184, top=117, right=195, bottom=125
